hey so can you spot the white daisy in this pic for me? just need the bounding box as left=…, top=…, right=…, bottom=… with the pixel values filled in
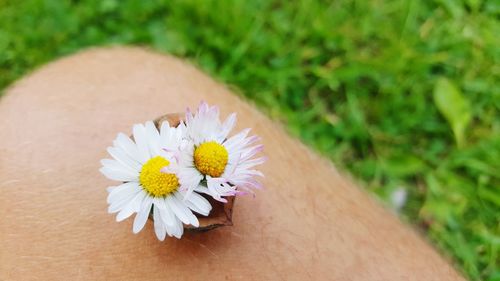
left=178, top=102, right=266, bottom=202
left=100, top=121, right=212, bottom=241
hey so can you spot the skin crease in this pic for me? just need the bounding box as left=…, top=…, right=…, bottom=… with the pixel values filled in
left=0, top=47, right=464, bottom=281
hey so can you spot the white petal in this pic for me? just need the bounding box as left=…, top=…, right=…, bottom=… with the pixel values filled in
left=166, top=196, right=198, bottom=227
left=160, top=126, right=172, bottom=145
left=220, top=112, right=236, bottom=139
left=101, top=159, right=138, bottom=178
left=159, top=120, right=171, bottom=135
left=153, top=205, right=166, bottom=241
left=183, top=192, right=212, bottom=216
left=223, top=128, right=251, bottom=151
left=182, top=200, right=204, bottom=216
left=238, top=144, right=264, bottom=162
left=133, top=124, right=151, bottom=162
left=174, top=218, right=184, bottom=238
left=159, top=199, right=176, bottom=227
left=133, top=197, right=153, bottom=234
left=107, top=182, right=141, bottom=204
left=114, top=133, right=144, bottom=167
left=178, top=167, right=203, bottom=198
left=106, top=146, right=142, bottom=172
left=164, top=222, right=174, bottom=238
left=100, top=167, right=137, bottom=182
left=116, top=191, right=147, bottom=222
left=193, top=185, right=212, bottom=196
left=205, top=177, right=228, bottom=202
left=108, top=188, right=141, bottom=213
left=145, top=121, right=161, bottom=156
left=164, top=216, right=180, bottom=238
left=166, top=216, right=184, bottom=239
left=153, top=197, right=166, bottom=209
left=233, top=157, right=266, bottom=171
left=145, top=121, right=160, bottom=139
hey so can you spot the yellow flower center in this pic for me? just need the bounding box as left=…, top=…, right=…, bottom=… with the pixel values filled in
left=194, top=141, right=228, bottom=177
left=139, top=156, right=179, bottom=197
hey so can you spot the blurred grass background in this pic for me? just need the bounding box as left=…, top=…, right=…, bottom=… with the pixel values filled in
left=0, top=0, right=498, bottom=279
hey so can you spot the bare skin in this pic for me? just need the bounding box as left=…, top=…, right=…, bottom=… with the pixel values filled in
left=0, top=47, right=463, bottom=281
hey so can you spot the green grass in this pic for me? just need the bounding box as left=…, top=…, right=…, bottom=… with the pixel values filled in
left=0, top=0, right=499, bottom=279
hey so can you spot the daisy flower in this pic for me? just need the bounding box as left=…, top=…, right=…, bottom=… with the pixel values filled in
left=100, top=121, right=212, bottom=241
left=178, top=102, right=266, bottom=202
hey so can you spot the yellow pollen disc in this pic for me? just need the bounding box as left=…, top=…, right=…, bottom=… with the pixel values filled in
left=194, top=141, right=228, bottom=177
left=139, top=156, right=179, bottom=197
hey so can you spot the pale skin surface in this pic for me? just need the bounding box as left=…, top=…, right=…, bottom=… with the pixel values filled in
left=0, top=47, right=464, bottom=281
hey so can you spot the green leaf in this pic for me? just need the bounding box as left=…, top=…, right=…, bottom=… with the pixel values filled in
left=381, top=154, right=427, bottom=178
left=433, top=78, right=472, bottom=147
